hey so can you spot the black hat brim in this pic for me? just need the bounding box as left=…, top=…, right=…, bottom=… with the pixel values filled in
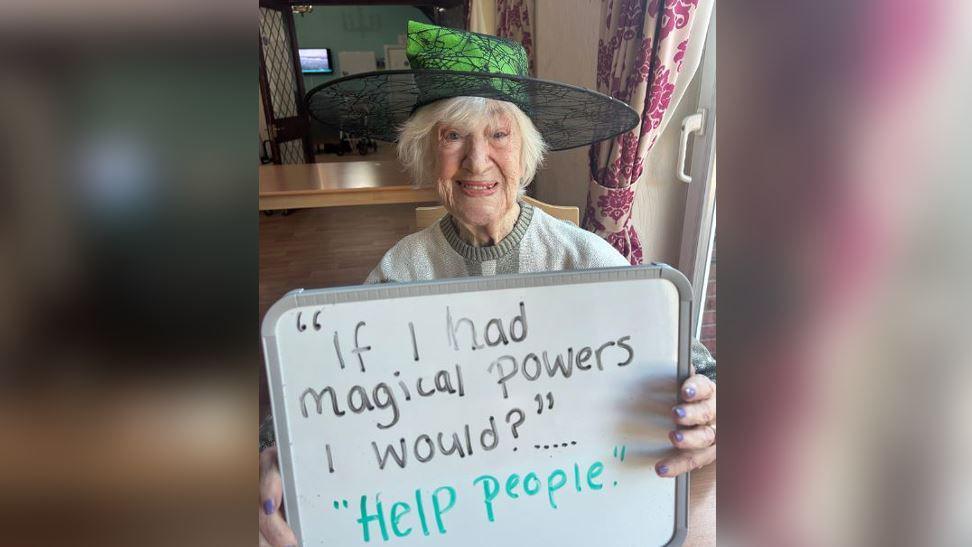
left=306, top=70, right=640, bottom=151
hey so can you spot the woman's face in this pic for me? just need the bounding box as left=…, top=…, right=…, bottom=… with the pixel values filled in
left=434, top=110, right=522, bottom=230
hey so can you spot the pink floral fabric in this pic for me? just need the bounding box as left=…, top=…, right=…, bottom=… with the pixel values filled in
left=496, top=0, right=536, bottom=75
left=584, top=0, right=701, bottom=264
left=583, top=182, right=644, bottom=264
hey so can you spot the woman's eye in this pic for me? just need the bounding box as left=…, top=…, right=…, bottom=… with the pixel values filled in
left=492, top=131, right=509, bottom=139
left=444, top=131, right=461, bottom=141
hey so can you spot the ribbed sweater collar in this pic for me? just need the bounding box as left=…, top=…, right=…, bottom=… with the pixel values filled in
left=439, top=201, right=534, bottom=262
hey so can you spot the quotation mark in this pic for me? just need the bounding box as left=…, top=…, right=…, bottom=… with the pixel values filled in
left=612, top=445, right=627, bottom=487
left=295, top=309, right=324, bottom=332
left=534, top=392, right=554, bottom=414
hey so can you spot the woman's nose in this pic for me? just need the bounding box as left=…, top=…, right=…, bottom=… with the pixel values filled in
left=461, top=135, right=490, bottom=173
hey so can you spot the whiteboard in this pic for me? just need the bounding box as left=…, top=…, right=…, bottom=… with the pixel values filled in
left=262, top=265, right=691, bottom=546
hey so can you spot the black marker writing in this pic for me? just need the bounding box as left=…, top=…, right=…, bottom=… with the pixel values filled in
left=352, top=321, right=371, bottom=372
left=445, top=302, right=528, bottom=352
left=446, top=307, right=484, bottom=351
left=299, top=365, right=466, bottom=429
left=487, top=334, right=635, bottom=397
left=325, top=443, right=335, bottom=473
left=333, top=331, right=346, bottom=370
left=616, top=336, right=634, bottom=366
left=409, top=322, right=420, bottom=362
left=371, top=417, right=500, bottom=470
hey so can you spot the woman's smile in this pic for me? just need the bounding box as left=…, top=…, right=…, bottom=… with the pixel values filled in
left=455, top=179, right=500, bottom=197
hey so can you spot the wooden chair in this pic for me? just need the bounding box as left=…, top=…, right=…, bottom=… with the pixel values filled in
left=415, top=196, right=580, bottom=230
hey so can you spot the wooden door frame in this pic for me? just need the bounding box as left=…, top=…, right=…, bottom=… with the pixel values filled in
left=259, top=0, right=315, bottom=163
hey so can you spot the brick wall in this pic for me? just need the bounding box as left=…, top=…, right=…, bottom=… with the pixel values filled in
left=700, top=243, right=716, bottom=357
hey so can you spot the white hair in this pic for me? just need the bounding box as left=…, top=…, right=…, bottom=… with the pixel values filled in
left=396, top=97, right=548, bottom=195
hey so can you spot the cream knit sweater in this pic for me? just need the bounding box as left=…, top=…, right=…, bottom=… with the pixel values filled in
left=365, top=202, right=630, bottom=283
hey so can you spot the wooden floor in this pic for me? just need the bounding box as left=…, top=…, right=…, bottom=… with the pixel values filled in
left=259, top=202, right=435, bottom=318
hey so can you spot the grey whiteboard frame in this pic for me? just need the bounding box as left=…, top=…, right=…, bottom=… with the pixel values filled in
left=261, top=264, right=692, bottom=546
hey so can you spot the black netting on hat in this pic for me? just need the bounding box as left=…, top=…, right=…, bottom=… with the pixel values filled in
left=306, top=70, right=639, bottom=151
left=408, top=25, right=529, bottom=77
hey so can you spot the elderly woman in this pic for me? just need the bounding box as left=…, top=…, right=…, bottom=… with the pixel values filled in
left=259, top=21, right=715, bottom=547
left=364, top=96, right=628, bottom=282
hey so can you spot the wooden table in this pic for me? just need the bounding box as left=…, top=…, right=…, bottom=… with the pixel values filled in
left=259, top=161, right=438, bottom=210
left=686, top=464, right=717, bottom=545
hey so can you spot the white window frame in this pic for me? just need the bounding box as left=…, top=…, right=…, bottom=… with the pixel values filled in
left=677, top=11, right=717, bottom=337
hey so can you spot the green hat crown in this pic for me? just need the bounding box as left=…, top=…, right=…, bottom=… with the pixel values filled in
left=406, top=20, right=529, bottom=77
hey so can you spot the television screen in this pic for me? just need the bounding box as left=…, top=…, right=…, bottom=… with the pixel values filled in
left=299, top=48, right=333, bottom=74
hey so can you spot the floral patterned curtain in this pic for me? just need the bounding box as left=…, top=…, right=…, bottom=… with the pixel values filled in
left=583, top=0, right=704, bottom=264
left=495, top=0, right=536, bottom=76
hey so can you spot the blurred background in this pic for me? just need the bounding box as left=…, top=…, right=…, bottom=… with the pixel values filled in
left=0, top=1, right=255, bottom=545
left=0, top=0, right=970, bottom=546
left=718, top=0, right=972, bottom=544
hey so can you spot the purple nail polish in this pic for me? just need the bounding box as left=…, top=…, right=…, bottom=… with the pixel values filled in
left=673, top=406, right=687, bottom=418
left=657, top=464, right=669, bottom=476
left=683, top=385, right=696, bottom=398
left=673, top=431, right=684, bottom=442
left=263, top=499, right=274, bottom=515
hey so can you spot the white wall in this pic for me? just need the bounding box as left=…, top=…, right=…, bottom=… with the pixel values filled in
left=532, top=0, right=600, bottom=216
left=634, top=72, right=699, bottom=264
left=468, top=0, right=496, bottom=34
left=533, top=0, right=705, bottom=265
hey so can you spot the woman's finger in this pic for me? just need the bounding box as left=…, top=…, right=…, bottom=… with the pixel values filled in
left=669, top=423, right=717, bottom=450
left=259, top=447, right=283, bottom=515
left=679, top=373, right=715, bottom=403
left=259, top=447, right=298, bottom=546
left=655, top=444, right=716, bottom=477
left=672, top=393, right=716, bottom=427
left=259, top=508, right=298, bottom=547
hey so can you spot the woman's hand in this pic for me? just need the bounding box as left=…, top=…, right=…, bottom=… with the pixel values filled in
left=655, top=368, right=716, bottom=477
left=259, top=446, right=299, bottom=547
